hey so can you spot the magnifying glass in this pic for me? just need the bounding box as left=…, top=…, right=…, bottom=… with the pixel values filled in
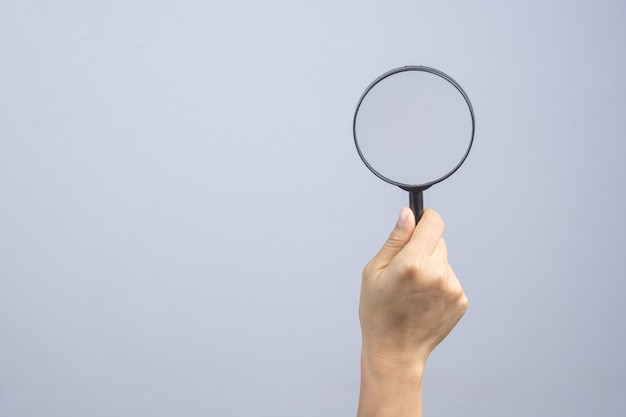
left=353, top=66, right=475, bottom=221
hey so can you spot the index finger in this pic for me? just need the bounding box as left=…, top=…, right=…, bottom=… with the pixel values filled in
left=400, top=208, right=446, bottom=258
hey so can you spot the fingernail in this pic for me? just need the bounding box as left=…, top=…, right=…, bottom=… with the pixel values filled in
left=397, top=207, right=409, bottom=227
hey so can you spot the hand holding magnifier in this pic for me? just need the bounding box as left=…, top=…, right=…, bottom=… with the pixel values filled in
left=353, top=66, right=475, bottom=221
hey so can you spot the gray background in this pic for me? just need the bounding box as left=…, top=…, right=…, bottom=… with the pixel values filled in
left=1, top=1, right=625, bottom=416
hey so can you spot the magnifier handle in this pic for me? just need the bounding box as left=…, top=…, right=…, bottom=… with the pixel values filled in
left=409, top=190, right=424, bottom=223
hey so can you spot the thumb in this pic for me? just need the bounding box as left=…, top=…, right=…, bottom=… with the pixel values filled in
left=370, top=207, right=416, bottom=269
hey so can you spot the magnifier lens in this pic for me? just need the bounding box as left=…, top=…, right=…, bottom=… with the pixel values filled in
left=353, top=67, right=474, bottom=219
left=354, top=69, right=473, bottom=187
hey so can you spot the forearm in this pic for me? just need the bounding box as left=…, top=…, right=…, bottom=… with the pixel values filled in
left=357, top=349, right=425, bottom=417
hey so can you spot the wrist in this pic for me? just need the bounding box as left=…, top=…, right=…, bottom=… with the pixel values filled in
left=360, top=334, right=430, bottom=376
left=361, top=346, right=426, bottom=383
left=358, top=350, right=425, bottom=417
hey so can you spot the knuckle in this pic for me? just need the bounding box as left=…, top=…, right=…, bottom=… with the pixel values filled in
left=395, top=257, right=421, bottom=278
left=453, top=292, right=469, bottom=317
left=459, top=293, right=469, bottom=311
left=362, top=260, right=375, bottom=278
left=429, top=266, right=449, bottom=290
left=449, top=280, right=468, bottom=311
left=452, top=284, right=466, bottom=300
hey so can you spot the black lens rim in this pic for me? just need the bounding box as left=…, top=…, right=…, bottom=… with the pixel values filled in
left=353, top=65, right=475, bottom=192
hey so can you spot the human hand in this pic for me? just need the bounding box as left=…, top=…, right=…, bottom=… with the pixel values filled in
left=359, top=207, right=468, bottom=375
left=357, top=207, right=468, bottom=417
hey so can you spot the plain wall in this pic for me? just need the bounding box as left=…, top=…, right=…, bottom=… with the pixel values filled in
left=1, top=1, right=625, bottom=416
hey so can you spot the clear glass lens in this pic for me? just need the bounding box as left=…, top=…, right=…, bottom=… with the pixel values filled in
left=355, top=70, right=473, bottom=187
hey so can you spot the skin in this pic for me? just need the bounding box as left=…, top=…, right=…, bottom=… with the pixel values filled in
left=357, top=207, right=468, bottom=417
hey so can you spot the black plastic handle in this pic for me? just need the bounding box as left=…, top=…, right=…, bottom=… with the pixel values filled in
left=409, top=190, right=424, bottom=224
